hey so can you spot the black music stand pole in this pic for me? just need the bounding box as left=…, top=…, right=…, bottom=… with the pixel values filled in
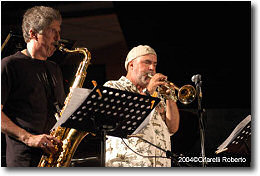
left=192, top=74, right=206, bottom=167
left=100, top=129, right=106, bottom=167
left=216, top=115, right=251, bottom=155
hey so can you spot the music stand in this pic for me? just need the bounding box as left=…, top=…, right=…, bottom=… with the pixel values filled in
left=55, top=85, right=160, bottom=166
left=226, top=122, right=251, bottom=154
left=216, top=115, right=251, bottom=155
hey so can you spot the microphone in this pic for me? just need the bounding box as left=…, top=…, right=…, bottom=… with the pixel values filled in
left=192, top=74, right=202, bottom=98
left=191, top=74, right=201, bottom=84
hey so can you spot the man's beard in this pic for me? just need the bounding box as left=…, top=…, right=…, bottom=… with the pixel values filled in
left=137, top=72, right=153, bottom=87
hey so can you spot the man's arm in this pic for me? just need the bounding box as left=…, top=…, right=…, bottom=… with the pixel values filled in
left=165, top=100, right=180, bottom=134
left=1, top=105, right=61, bottom=154
left=146, top=73, right=180, bottom=134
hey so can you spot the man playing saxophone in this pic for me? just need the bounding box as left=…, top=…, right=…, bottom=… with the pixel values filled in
left=1, top=6, right=65, bottom=166
left=104, top=45, right=180, bottom=167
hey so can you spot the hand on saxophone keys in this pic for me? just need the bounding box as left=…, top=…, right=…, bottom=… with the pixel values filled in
left=25, top=134, right=63, bottom=155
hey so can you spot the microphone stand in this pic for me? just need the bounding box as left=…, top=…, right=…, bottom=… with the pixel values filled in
left=192, top=75, right=207, bottom=167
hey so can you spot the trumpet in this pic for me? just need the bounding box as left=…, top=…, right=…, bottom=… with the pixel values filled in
left=147, top=74, right=196, bottom=104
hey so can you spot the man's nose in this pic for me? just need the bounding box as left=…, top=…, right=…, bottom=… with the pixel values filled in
left=54, top=31, right=60, bottom=41
left=149, top=64, right=156, bottom=71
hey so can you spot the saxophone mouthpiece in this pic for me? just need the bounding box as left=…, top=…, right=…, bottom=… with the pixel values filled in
left=53, top=41, right=65, bottom=52
left=53, top=41, right=60, bottom=48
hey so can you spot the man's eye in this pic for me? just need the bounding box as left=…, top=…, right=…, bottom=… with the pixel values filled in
left=51, top=29, right=60, bottom=35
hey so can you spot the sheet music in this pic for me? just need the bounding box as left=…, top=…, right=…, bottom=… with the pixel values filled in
left=132, top=109, right=155, bottom=135
left=216, top=115, right=251, bottom=154
left=52, top=88, right=92, bottom=130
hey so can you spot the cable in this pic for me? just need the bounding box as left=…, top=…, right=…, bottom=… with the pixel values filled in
left=121, top=137, right=198, bottom=167
left=121, top=138, right=168, bottom=159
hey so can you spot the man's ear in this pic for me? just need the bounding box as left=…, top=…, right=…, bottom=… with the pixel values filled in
left=128, top=60, right=134, bottom=71
left=29, top=29, right=38, bottom=40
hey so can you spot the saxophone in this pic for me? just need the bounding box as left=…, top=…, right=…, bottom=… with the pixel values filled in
left=38, top=44, right=92, bottom=167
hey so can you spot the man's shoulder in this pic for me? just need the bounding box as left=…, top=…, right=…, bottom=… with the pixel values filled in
left=2, top=51, right=22, bottom=60
left=1, top=51, right=25, bottom=66
left=104, top=79, right=121, bottom=88
left=104, top=76, right=126, bottom=89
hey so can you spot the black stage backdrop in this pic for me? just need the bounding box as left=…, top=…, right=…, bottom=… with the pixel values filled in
left=1, top=1, right=251, bottom=167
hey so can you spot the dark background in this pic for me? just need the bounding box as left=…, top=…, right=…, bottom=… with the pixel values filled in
left=1, top=1, right=251, bottom=167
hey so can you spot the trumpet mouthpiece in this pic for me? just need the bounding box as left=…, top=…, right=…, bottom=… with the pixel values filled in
left=147, top=73, right=154, bottom=78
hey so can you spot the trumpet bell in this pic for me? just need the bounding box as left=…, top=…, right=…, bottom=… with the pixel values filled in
left=178, top=85, right=196, bottom=104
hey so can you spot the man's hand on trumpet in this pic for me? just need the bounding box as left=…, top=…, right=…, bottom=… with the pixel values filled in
left=146, top=73, right=168, bottom=95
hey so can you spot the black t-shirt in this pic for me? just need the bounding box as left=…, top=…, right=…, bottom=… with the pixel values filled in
left=1, top=51, right=65, bottom=166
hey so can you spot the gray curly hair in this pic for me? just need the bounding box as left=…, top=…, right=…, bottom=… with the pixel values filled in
left=22, top=6, right=62, bottom=43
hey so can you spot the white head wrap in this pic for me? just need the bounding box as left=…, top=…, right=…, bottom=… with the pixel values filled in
left=125, top=45, right=157, bottom=71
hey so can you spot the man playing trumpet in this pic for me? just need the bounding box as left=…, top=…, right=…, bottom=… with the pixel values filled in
left=104, top=45, right=180, bottom=167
